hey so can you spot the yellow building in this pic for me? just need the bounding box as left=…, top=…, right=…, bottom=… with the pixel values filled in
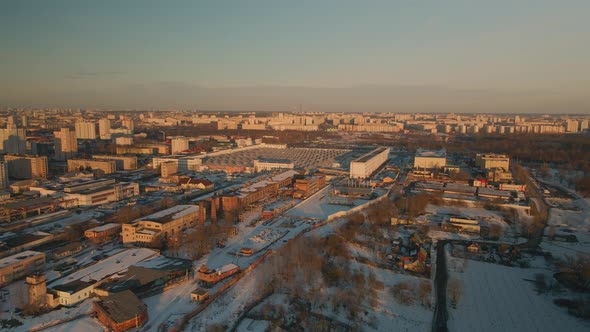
left=121, top=205, right=200, bottom=247
left=475, top=153, right=510, bottom=170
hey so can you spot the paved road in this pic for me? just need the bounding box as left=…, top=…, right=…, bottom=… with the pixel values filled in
left=432, top=240, right=449, bottom=332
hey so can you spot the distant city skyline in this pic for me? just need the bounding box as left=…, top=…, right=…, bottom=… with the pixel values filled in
left=1, top=0, right=589, bottom=113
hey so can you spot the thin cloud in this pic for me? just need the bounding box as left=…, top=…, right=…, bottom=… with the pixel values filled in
left=64, top=71, right=125, bottom=79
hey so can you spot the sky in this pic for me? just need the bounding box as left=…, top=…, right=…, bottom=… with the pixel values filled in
left=0, top=0, right=589, bottom=113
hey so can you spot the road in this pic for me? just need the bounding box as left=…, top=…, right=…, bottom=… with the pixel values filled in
left=432, top=240, right=449, bottom=332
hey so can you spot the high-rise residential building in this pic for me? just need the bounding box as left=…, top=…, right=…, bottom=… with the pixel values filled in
left=98, top=119, right=111, bottom=139
left=7, top=116, right=15, bottom=126
left=0, top=127, right=27, bottom=154
left=580, top=120, right=589, bottom=132
left=4, top=155, right=48, bottom=179
left=75, top=121, right=97, bottom=139
left=121, top=118, right=134, bottom=131
left=171, top=137, right=190, bottom=154
left=54, top=128, right=77, bottom=161
left=21, top=115, right=28, bottom=127
left=566, top=120, right=579, bottom=133
left=0, top=161, right=8, bottom=188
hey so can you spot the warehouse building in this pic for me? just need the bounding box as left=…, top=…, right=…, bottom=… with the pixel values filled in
left=0, top=250, right=45, bottom=284
left=475, top=153, right=510, bottom=170
left=414, top=148, right=447, bottom=170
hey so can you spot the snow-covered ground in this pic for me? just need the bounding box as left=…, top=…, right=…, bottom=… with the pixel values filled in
left=286, top=185, right=366, bottom=219
left=542, top=197, right=590, bottom=260
left=447, top=255, right=590, bottom=332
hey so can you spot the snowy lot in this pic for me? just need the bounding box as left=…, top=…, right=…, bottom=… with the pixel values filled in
left=447, top=255, right=590, bottom=332
left=542, top=199, right=590, bottom=260
left=286, top=185, right=366, bottom=219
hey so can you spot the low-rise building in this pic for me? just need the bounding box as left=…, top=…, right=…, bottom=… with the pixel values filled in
left=253, top=158, right=294, bottom=172
left=63, top=179, right=139, bottom=207
left=53, top=242, right=83, bottom=259
left=0, top=250, right=45, bottom=284
left=121, top=205, right=200, bottom=247
left=67, top=159, right=117, bottom=174
left=177, top=177, right=214, bottom=190
left=475, top=153, right=510, bottom=170
left=84, top=223, right=122, bottom=243
left=92, top=155, right=138, bottom=170
left=414, top=148, right=446, bottom=170
left=50, top=280, right=94, bottom=306
left=293, top=175, right=326, bottom=199
left=94, top=290, right=148, bottom=332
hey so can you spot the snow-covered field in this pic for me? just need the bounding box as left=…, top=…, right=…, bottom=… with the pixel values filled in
left=543, top=197, right=590, bottom=260
left=447, top=255, right=590, bottom=332
left=286, top=185, right=365, bottom=219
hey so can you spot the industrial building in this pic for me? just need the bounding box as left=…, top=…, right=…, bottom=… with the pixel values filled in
left=349, top=147, right=390, bottom=179
left=475, top=153, right=510, bottom=170
left=293, top=175, right=326, bottom=199
left=0, top=250, right=45, bottom=284
left=121, top=205, right=200, bottom=247
left=63, top=179, right=139, bottom=207
left=84, top=223, right=122, bottom=243
left=94, top=290, right=148, bottom=332
left=413, top=148, right=447, bottom=170
left=253, top=158, right=294, bottom=172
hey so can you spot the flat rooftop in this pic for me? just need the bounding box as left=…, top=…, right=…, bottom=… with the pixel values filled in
left=0, top=250, right=43, bottom=268
left=133, top=204, right=199, bottom=224
left=416, top=148, right=446, bottom=158
left=353, top=147, right=388, bottom=163
left=202, top=147, right=349, bottom=168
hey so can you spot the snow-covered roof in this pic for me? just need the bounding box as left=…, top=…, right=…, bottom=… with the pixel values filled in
left=218, top=263, right=239, bottom=274
left=132, top=204, right=199, bottom=224
left=0, top=250, right=43, bottom=268
left=49, top=248, right=158, bottom=287
left=86, top=223, right=121, bottom=233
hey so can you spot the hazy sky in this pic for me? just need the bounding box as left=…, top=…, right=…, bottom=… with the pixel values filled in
left=1, top=0, right=589, bottom=113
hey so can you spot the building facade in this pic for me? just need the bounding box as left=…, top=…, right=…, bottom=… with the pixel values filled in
left=0, top=251, right=45, bottom=284
left=54, top=128, right=78, bottom=161
left=413, top=148, right=447, bottom=170
left=4, top=155, right=48, bottom=179
left=0, top=127, right=26, bottom=154
left=350, top=147, right=390, bottom=179
left=121, top=205, right=200, bottom=247
left=67, top=159, right=117, bottom=174
left=75, top=121, right=97, bottom=139
left=475, top=153, right=510, bottom=170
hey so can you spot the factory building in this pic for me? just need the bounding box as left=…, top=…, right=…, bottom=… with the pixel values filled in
left=350, top=147, right=390, bottom=179
left=413, top=148, right=447, bottom=170
left=121, top=205, right=200, bottom=247
left=475, top=153, right=510, bottom=170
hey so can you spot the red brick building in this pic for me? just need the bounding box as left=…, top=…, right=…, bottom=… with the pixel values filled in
left=94, top=290, right=148, bottom=332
